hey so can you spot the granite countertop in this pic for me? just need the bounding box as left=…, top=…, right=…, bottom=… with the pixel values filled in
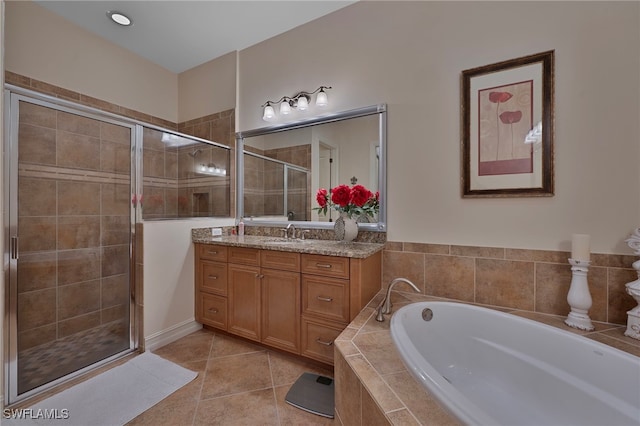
left=192, top=234, right=384, bottom=259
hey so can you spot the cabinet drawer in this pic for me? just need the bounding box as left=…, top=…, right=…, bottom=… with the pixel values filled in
left=199, top=261, right=227, bottom=295
left=301, top=254, right=349, bottom=279
left=197, top=244, right=228, bottom=262
left=228, top=247, right=260, bottom=266
left=302, top=275, right=349, bottom=323
left=301, top=317, right=345, bottom=365
left=261, top=250, right=300, bottom=272
left=200, top=293, right=227, bottom=330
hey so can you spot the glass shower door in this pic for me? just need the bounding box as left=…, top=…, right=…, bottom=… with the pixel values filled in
left=6, top=95, right=135, bottom=402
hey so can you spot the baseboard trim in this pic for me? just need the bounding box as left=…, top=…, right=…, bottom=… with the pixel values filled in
left=144, top=319, right=202, bottom=352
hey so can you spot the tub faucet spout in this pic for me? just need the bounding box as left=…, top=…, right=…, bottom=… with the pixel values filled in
left=375, top=278, right=421, bottom=322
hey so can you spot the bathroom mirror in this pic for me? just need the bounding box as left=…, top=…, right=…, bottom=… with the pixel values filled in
left=236, top=104, right=387, bottom=231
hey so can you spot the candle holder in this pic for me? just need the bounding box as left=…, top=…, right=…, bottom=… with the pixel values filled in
left=565, top=258, right=595, bottom=331
left=624, top=259, right=640, bottom=340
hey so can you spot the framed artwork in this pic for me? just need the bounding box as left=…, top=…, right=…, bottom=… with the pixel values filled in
left=461, top=50, right=554, bottom=197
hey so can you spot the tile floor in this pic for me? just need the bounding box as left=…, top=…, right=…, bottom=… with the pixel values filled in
left=127, top=329, right=336, bottom=425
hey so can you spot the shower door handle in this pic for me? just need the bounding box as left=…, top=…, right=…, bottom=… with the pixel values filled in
left=10, top=236, right=18, bottom=260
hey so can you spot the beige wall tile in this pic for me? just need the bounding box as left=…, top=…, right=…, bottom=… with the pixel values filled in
left=403, top=242, right=449, bottom=255
left=335, top=352, right=362, bottom=426
left=535, top=263, right=572, bottom=315
left=101, top=139, right=131, bottom=174
left=102, top=274, right=130, bottom=308
left=58, top=280, right=101, bottom=320
left=18, top=216, right=57, bottom=253
left=100, top=122, right=130, bottom=144
left=57, top=110, right=101, bottom=138
left=58, top=216, right=100, bottom=250
left=58, top=181, right=101, bottom=215
left=101, top=215, right=130, bottom=246
left=102, top=245, right=130, bottom=277
left=349, top=356, right=403, bottom=413
left=17, top=288, right=56, bottom=331
left=382, top=251, right=424, bottom=290
left=101, top=183, right=130, bottom=216
left=587, top=266, right=608, bottom=322
left=451, top=245, right=504, bottom=259
left=18, top=252, right=57, bottom=293
left=18, top=324, right=57, bottom=352
left=507, top=248, right=570, bottom=263
left=57, top=248, right=101, bottom=285
left=57, top=131, right=101, bottom=170
left=361, top=387, right=392, bottom=426
left=424, top=254, right=475, bottom=302
left=19, top=101, right=57, bottom=128
left=18, top=123, right=56, bottom=165
left=607, top=268, right=638, bottom=324
left=58, top=311, right=101, bottom=337
left=18, top=177, right=57, bottom=217
left=476, top=259, right=534, bottom=310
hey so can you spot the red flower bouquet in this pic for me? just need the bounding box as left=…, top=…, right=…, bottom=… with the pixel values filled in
left=315, top=184, right=379, bottom=219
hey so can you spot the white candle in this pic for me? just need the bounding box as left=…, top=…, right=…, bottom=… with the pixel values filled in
left=571, top=234, right=591, bottom=261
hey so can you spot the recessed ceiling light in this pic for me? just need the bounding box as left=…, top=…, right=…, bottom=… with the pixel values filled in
left=107, top=11, right=132, bottom=27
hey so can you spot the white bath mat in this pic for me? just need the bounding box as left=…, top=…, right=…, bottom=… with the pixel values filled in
left=3, top=352, right=197, bottom=426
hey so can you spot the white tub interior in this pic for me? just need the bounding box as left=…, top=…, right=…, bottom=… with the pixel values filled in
left=390, top=301, right=640, bottom=426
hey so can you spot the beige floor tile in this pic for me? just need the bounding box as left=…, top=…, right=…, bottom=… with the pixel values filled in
left=268, top=351, right=333, bottom=387
left=194, top=388, right=278, bottom=426
left=201, top=351, right=273, bottom=400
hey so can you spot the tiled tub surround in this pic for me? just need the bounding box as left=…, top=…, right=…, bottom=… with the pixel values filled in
left=382, top=241, right=637, bottom=325
left=334, top=291, right=640, bottom=425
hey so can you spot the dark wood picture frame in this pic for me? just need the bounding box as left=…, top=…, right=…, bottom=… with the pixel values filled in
left=462, top=50, right=554, bottom=198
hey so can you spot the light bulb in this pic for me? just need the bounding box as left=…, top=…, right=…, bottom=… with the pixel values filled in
left=208, top=166, right=214, bottom=172
left=263, top=104, right=275, bottom=121
left=280, top=100, right=291, bottom=115
left=297, top=96, right=309, bottom=111
left=200, top=165, right=207, bottom=172
left=315, top=89, right=328, bottom=107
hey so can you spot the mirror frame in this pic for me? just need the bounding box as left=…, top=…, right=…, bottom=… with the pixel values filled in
left=236, top=104, right=387, bottom=232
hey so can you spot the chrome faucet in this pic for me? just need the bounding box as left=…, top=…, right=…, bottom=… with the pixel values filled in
left=286, top=223, right=296, bottom=239
left=375, top=278, right=421, bottom=321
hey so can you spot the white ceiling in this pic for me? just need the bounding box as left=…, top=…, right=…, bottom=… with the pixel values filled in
left=34, top=1, right=356, bottom=73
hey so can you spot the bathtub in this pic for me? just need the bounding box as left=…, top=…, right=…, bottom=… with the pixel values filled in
left=390, top=302, right=640, bottom=426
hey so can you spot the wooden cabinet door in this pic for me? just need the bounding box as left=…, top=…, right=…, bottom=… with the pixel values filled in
left=261, top=268, right=300, bottom=354
left=228, top=263, right=261, bottom=341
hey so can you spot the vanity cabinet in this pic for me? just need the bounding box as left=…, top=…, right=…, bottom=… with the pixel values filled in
left=195, top=245, right=229, bottom=330
left=194, top=242, right=381, bottom=366
left=227, top=247, right=301, bottom=354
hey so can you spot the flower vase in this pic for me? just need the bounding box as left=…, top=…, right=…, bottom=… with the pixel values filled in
left=334, top=212, right=358, bottom=242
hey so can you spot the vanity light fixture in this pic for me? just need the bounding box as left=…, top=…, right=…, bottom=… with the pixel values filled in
left=107, top=10, right=133, bottom=26
left=261, top=86, right=332, bottom=121
left=198, top=163, right=226, bottom=177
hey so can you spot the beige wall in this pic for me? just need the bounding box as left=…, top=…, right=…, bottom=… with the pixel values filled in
left=238, top=1, right=640, bottom=254
left=178, top=51, right=237, bottom=123
left=5, top=1, right=178, bottom=122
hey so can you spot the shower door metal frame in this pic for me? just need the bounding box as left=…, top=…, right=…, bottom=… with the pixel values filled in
left=3, top=87, right=140, bottom=405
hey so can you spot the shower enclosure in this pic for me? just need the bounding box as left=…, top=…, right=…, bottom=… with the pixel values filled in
left=3, top=92, right=137, bottom=404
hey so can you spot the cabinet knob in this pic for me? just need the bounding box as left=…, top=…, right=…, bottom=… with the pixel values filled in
left=207, top=308, right=219, bottom=314
left=208, top=275, right=218, bottom=280
left=315, top=338, right=333, bottom=346
left=208, top=250, right=218, bottom=255
left=316, top=296, right=333, bottom=302
left=316, top=263, right=332, bottom=269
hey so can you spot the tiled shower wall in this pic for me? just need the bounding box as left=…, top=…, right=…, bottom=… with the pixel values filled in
left=264, top=145, right=311, bottom=221
left=17, top=101, right=131, bottom=352
left=243, top=144, right=311, bottom=220
left=383, top=242, right=638, bottom=325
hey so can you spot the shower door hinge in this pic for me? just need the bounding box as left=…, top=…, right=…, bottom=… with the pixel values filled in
left=10, top=236, right=18, bottom=260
